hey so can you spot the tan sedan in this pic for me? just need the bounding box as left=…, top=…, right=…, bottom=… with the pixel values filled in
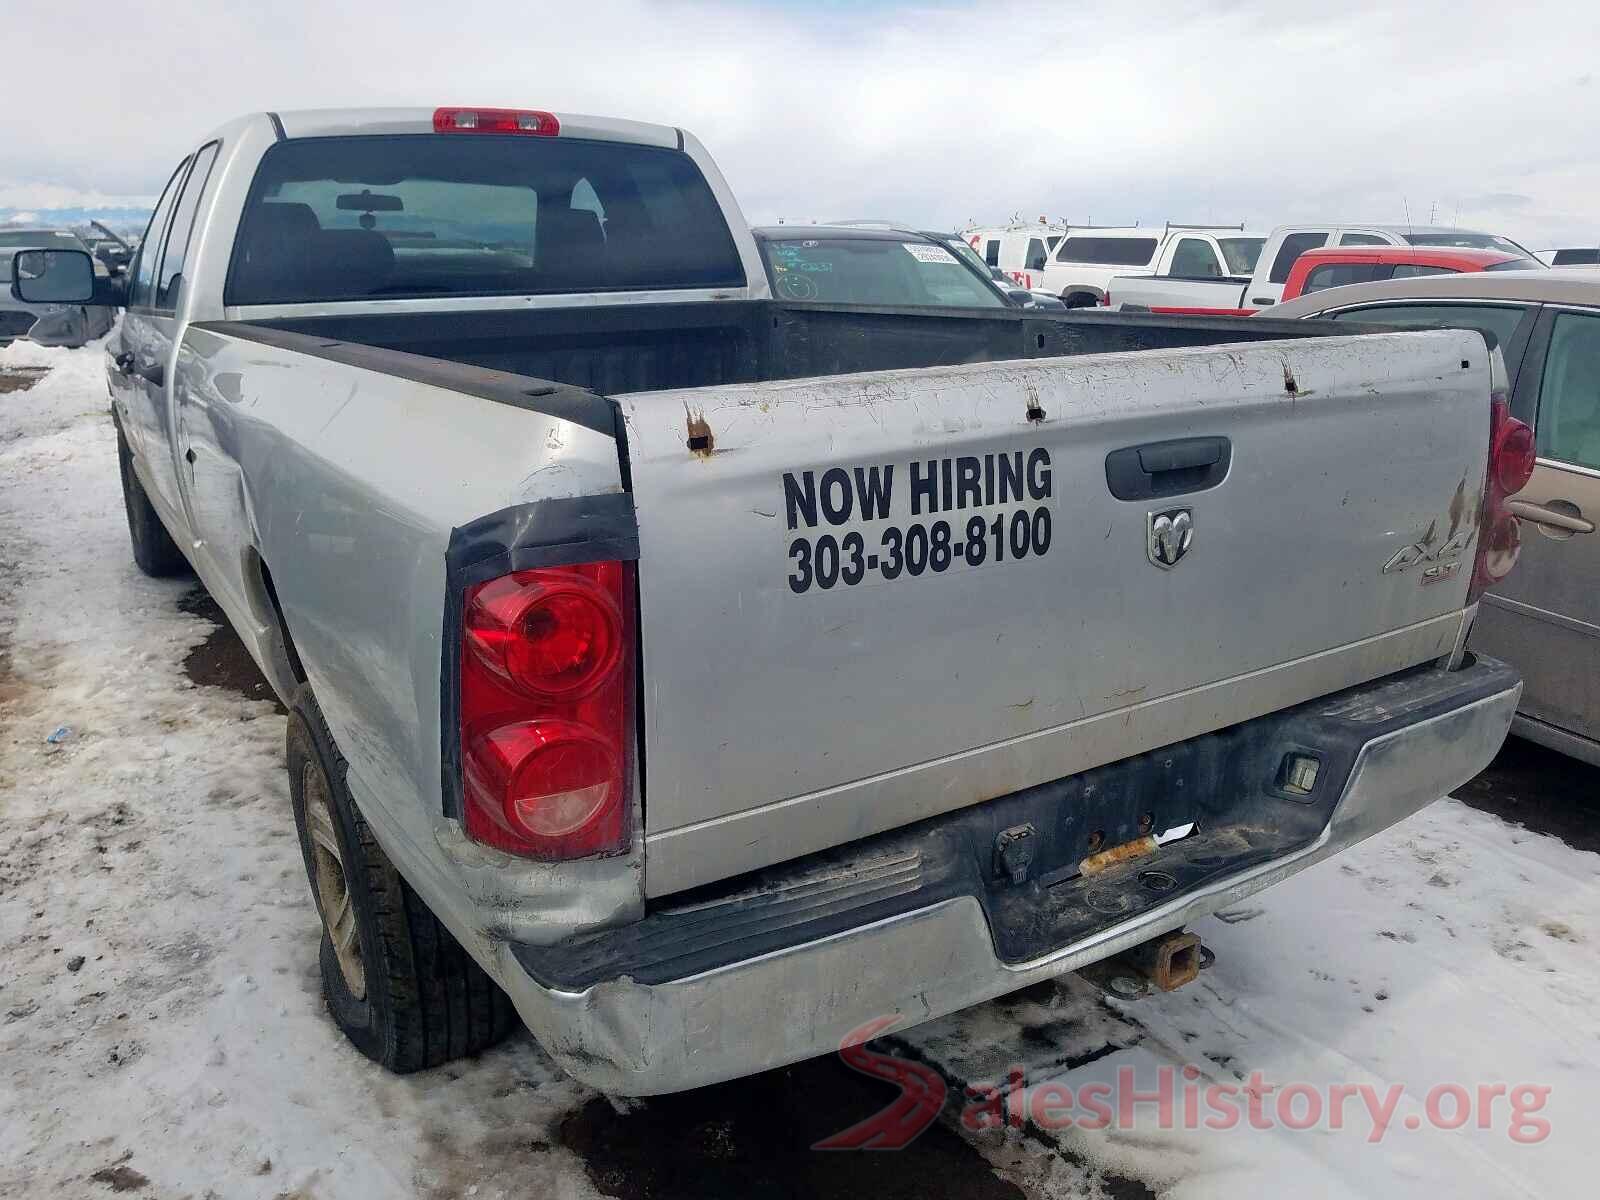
left=1274, top=270, right=1600, bottom=765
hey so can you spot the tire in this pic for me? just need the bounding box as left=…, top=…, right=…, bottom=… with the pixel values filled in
left=1063, top=291, right=1100, bottom=309
left=286, top=683, right=518, bottom=1073
left=116, top=423, right=189, bottom=577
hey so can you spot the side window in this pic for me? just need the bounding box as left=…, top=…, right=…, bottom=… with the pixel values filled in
left=1268, top=232, right=1330, bottom=283
left=127, top=159, right=190, bottom=309
left=1327, top=303, right=1528, bottom=354
left=1388, top=264, right=1457, bottom=280
left=1046, top=234, right=1062, bottom=251
left=984, top=240, right=1000, bottom=267
left=1551, top=248, right=1598, bottom=266
left=1303, top=263, right=1381, bottom=293
left=1025, top=238, right=1048, bottom=271
left=1338, top=233, right=1389, bottom=247
left=1535, top=312, right=1600, bottom=471
left=1170, top=237, right=1222, bottom=278
left=155, top=142, right=220, bottom=312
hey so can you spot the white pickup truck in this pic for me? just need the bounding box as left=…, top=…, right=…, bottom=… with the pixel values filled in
left=13, top=107, right=1531, bottom=1095
left=1033, top=224, right=1264, bottom=308
left=1110, top=223, right=1541, bottom=314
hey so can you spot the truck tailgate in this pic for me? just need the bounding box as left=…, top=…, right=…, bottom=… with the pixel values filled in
left=622, top=330, right=1490, bottom=896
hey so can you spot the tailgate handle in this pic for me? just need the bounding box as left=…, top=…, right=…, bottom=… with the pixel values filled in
left=1105, top=436, right=1231, bottom=501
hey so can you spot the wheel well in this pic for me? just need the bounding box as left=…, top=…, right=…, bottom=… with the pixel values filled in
left=253, top=555, right=306, bottom=685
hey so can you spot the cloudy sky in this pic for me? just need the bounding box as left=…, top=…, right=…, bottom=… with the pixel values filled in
left=4, top=0, right=1597, bottom=246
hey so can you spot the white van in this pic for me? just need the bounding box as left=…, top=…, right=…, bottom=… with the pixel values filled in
left=964, top=222, right=1065, bottom=290
left=1036, top=224, right=1262, bottom=308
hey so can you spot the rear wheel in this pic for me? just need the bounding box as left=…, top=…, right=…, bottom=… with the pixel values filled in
left=1063, top=291, right=1100, bottom=309
left=116, top=423, right=189, bottom=577
left=286, top=683, right=518, bottom=1072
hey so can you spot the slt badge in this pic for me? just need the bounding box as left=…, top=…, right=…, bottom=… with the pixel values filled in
left=1147, top=507, right=1194, bottom=569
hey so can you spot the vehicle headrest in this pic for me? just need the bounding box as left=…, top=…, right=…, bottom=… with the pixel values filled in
left=307, top=229, right=395, bottom=297
left=232, top=202, right=322, bottom=301
left=538, top=207, right=605, bottom=286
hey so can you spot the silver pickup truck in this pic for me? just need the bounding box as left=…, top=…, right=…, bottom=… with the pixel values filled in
left=14, top=107, right=1533, bottom=1095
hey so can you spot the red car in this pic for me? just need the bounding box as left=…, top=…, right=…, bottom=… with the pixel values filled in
left=1279, top=245, right=1531, bottom=303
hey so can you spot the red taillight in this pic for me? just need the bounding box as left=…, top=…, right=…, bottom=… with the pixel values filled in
left=460, top=562, right=633, bottom=858
left=1490, top=413, right=1536, bottom=496
left=433, top=108, right=560, bottom=136
left=1470, top=396, right=1534, bottom=601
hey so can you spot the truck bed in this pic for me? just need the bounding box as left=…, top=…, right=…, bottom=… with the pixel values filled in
left=220, top=303, right=1365, bottom=401
left=183, top=304, right=1493, bottom=898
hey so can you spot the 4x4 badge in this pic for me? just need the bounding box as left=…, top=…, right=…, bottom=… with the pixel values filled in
left=1148, top=507, right=1194, bottom=569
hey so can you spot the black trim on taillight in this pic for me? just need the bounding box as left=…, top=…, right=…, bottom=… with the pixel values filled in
left=439, top=494, right=640, bottom=823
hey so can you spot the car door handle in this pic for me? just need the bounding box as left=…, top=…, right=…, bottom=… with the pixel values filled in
left=1105, top=436, right=1232, bottom=500
left=137, top=362, right=165, bottom=387
left=1509, top=499, right=1594, bottom=535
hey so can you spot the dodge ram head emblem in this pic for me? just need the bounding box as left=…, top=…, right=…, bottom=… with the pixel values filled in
left=1147, top=507, right=1194, bottom=569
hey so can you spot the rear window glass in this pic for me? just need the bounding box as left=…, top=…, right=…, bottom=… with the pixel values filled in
left=1303, top=263, right=1383, bottom=293
left=1387, top=263, right=1457, bottom=280
left=1404, top=232, right=1537, bottom=261
left=1057, top=236, right=1158, bottom=266
left=759, top=238, right=1006, bottom=308
left=1218, top=237, right=1265, bottom=275
left=226, top=134, right=745, bottom=305
left=1269, top=232, right=1330, bottom=283
left=1327, top=303, right=1526, bottom=351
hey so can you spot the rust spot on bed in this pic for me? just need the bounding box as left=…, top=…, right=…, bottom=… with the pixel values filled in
left=1024, top=382, right=1046, bottom=423
left=685, top=406, right=715, bottom=456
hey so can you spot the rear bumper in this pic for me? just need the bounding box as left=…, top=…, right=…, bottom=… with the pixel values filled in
left=495, top=657, right=1519, bottom=1094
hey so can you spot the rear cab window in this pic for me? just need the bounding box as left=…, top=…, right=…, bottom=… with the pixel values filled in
left=1056, top=236, right=1159, bottom=266
left=1169, top=238, right=1222, bottom=278
left=225, top=134, right=745, bottom=305
left=759, top=237, right=1006, bottom=308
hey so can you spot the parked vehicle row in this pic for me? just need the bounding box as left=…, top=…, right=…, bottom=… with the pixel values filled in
left=1107, top=223, right=1543, bottom=315
left=1116, top=246, right=1535, bottom=313
left=9, top=106, right=1538, bottom=1100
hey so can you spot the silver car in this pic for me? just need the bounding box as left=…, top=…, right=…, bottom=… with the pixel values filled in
left=0, top=229, right=116, bottom=346
left=1273, top=270, right=1600, bottom=765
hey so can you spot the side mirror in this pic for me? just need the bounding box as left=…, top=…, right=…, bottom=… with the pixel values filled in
left=11, top=248, right=96, bottom=304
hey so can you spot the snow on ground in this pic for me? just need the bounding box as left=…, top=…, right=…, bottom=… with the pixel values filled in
left=2, top=336, right=1596, bottom=1198
left=0, top=335, right=594, bottom=1199
left=902, top=797, right=1600, bottom=1197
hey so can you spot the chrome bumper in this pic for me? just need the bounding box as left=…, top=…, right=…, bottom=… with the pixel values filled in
left=493, top=678, right=1519, bottom=1094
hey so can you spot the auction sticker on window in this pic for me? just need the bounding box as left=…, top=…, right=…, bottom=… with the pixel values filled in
left=902, top=242, right=959, bottom=265
left=781, top=448, right=1054, bottom=595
